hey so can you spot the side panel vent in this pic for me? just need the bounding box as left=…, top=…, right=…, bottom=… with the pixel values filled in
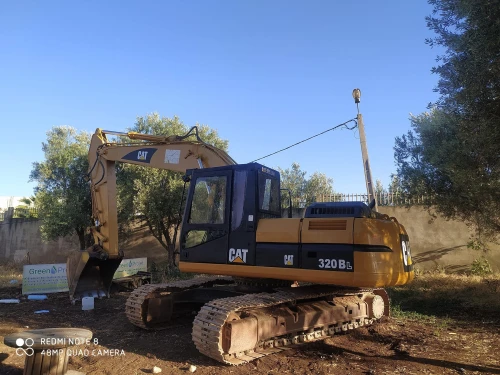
left=308, top=220, right=347, bottom=231
left=309, top=207, right=355, bottom=216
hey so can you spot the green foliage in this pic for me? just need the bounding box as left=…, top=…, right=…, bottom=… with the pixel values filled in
left=426, top=0, right=500, bottom=115
left=374, top=179, right=386, bottom=196
left=117, top=113, right=229, bottom=267
left=304, top=171, right=334, bottom=203
left=470, top=257, right=493, bottom=276
left=388, top=273, right=500, bottom=320
left=30, top=126, right=92, bottom=249
left=277, top=162, right=306, bottom=202
left=394, top=0, right=500, bottom=240
left=20, top=196, right=36, bottom=206
left=388, top=175, right=402, bottom=194
left=14, top=197, right=38, bottom=218
left=278, top=162, right=334, bottom=206
left=467, top=238, right=485, bottom=252
left=390, top=304, right=443, bottom=324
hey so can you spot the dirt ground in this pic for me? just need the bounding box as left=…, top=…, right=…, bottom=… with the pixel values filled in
left=1, top=282, right=499, bottom=375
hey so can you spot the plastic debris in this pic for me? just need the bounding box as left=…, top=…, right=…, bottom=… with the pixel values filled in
left=9, top=280, right=18, bottom=284
left=152, top=366, right=162, bottom=373
left=189, top=365, right=197, bottom=373
left=34, top=310, right=50, bottom=314
left=28, top=295, right=48, bottom=300
left=0, top=299, right=20, bottom=304
left=82, top=297, right=94, bottom=311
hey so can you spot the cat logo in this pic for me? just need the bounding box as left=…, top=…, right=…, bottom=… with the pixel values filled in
left=229, top=248, right=248, bottom=263
left=400, top=234, right=413, bottom=272
left=137, top=151, right=148, bottom=161
left=284, top=255, right=294, bottom=266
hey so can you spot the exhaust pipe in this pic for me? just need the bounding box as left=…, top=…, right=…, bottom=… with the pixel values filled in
left=66, top=245, right=123, bottom=304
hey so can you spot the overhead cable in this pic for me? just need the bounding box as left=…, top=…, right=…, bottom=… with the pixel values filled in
left=251, top=118, right=358, bottom=162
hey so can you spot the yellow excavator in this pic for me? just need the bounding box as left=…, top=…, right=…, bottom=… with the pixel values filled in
left=67, top=125, right=414, bottom=365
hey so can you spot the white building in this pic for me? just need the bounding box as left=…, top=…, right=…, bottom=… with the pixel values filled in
left=0, top=196, right=26, bottom=211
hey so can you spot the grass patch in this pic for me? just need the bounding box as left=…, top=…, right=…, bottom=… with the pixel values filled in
left=388, top=272, right=500, bottom=320
left=149, top=261, right=196, bottom=283
left=0, top=261, right=23, bottom=287
left=390, top=304, right=436, bottom=322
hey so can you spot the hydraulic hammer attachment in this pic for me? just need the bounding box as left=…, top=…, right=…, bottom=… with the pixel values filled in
left=66, top=245, right=123, bottom=303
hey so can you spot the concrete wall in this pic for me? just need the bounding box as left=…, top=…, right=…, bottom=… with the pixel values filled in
left=0, top=212, right=166, bottom=265
left=378, top=206, right=500, bottom=273
left=0, top=217, right=79, bottom=264
left=1, top=206, right=498, bottom=273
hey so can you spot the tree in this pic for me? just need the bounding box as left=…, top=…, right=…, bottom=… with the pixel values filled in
left=388, top=175, right=402, bottom=195
left=375, top=179, right=386, bottom=196
left=30, top=126, right=92, bottom=249
left=14, top=196, right=37, bottom=219
left=374, top=179, right=388, bottom=205
left=278, top=163, right=307, bottom=205
left=117, top=113, right=229, bottom=268
left=278, top=163, right=335, bottom=206
left=304, top=172, right=334, bottom=203
left=394, top=0, right=500, bottom=243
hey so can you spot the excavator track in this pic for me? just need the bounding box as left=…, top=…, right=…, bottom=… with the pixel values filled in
left=192, top=286, right=389, bottom=365
left=125, top=276, right=234, bottom=330
left=126, top=277, right=390, bottom=365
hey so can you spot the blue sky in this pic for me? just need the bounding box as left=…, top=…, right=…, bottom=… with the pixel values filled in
left=0, top=1, right=441, bottom=198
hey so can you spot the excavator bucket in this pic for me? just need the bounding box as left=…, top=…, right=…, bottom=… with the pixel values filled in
left=66, top=247, right=123, bottom=303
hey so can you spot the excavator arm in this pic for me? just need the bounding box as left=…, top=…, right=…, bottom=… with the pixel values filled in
left=67, top=127, right=235, bottom=302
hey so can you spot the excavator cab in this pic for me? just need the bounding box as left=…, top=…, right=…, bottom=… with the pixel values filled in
left=179, top=163, right=282, bottom=267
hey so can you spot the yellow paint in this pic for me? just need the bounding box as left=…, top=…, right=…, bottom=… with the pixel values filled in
left=301, top=218, right=354, bottom=244
left=179, top=257, right=412, bottom=287
left=256, top=218, right=301, bottom=243
left=248, top=216, right=414, bottom=287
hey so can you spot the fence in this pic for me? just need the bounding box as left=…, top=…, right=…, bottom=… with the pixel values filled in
left=13, top=207, right=38, bottom=218
left=0, top=207, right=38, bottom=221
left=290, top=192, right=432, bottom=208
left=0, top=193, right=428, bottom=221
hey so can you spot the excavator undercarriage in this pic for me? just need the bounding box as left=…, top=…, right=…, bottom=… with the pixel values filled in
left=125, top=276, right=389, bottom=365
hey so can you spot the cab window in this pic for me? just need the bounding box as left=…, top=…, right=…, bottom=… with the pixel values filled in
left=258, top=173, right=280, bottom=213
left=189, top=176, right=227, bottom=224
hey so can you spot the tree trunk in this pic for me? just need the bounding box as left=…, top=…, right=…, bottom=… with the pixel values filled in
left=160, top=220, right=176, bottom=269
left=76, top=228, right=86, bottom=250
left=144, top=217, right=179, bottom=271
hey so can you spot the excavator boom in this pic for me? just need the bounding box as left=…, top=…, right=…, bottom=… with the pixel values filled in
left=67, top=127, right=236, bottom=302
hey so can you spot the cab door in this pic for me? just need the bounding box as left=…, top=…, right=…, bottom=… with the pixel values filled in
left=180, top=170, right=232, bottom=264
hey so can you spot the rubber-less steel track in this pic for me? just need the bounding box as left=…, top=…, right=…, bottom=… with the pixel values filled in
left=192, top=286, right=380, bottom=365
left=125, top=276, right=234, bottom=329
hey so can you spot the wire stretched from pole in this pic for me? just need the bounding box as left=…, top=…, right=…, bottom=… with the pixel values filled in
left=250, top=118, right=358, bottom=163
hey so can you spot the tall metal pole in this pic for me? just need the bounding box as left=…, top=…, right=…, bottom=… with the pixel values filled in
left=352, top=89, right=378, bottom=211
